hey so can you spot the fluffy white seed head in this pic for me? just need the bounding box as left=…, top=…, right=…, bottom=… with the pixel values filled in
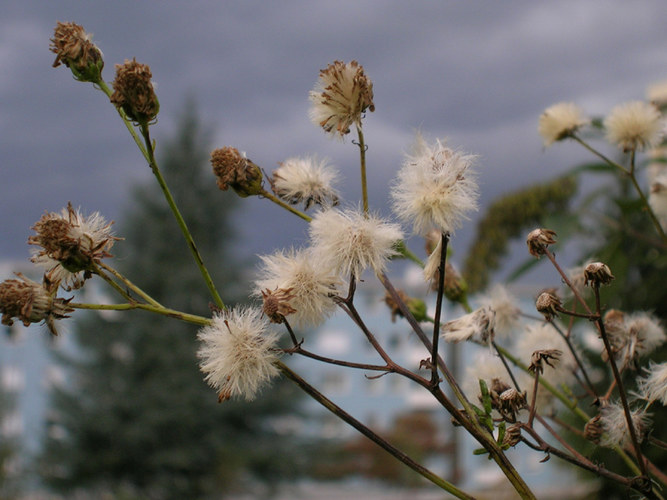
left=309, top=207, right=403, bottom=279
left=477, top=284, right=521, bottom=339
left=197, top=307, right=280, bottom=401
left=391, top=135, right=478, bottom=236
left=637, top=361, right=667, bottom=406
left=604, top=101, right=663, bottom=152
left=441, top=306, right=496, bottom=345
left=600, top=402, right=650, bottom=447
left=254, top=247, right=342, bottom=328
left=272, top=156, right=340, bottom=210
left=538, top=102, right=588, bottom=146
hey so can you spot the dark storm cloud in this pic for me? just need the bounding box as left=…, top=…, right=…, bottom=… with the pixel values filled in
left=2, top=0, right=666, bottom=270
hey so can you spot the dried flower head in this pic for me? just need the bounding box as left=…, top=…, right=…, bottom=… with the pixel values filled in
left=584, top=414, right=603, bottom=444
left=50, top=21, right=104, bottom=82
left=535, top=290, right=561, bottom=322
left=29, top=203, right=118, bottom=290
left=637, top=361, right=667, bottom=406
left=0, top=274, right=73, bottom=336
left=391, top=135, right=478, bottom=236
left=603, top=310, right=666, bottom=369
left=309, top=207, right=403, bottom=279
left=528, top=349, right=562, bottom=375
left=261, top=287, right=297, bottom=324
left=210, top=146, right=264, bottom=197
left=110, top=58, right=159, bottom=125
left=488, top=378, right=527, bottom=423
left=526, top=228, right=557, bottom=257
left=538, top=102, right=588, bottom=146
left=604, top=101, right=663, bottom=152
left=503, top=424, right=522, bottom=448
left=441, top=306, right=496, bottom=345
left=584, top=262, right=615, bottom=287
left=599, top=401, right=650, bottom=447
left=197, top=307, right=280, bottom=402
left=271, top=156, right=339, bottom=209
left=383, top=289, right=427, bottom=323
left=254, top=248, right=341, bottom=329
left=477, top=285, right=521, bottom=338
left=309, top=60, right=374, bottom=138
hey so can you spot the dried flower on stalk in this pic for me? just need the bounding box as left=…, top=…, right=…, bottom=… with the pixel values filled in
left=210, top=147, right=264, bottom=197
left=441, top=306, right=496, bottom=345
left=29, top=203, right=118, bottom=290
left=0, top=274, right=73, bottom=336
left=197, top=307, right=280, bottom=402
left=391, top=135, right=478, bottom=236
left=489, top=378, right=527, bottom=423
left=538, top=102, right=588, bottom=146
left=254, top=248, right=341, bottom=329
left=50, top=21, right=104, bottom=83
left=602, top=310, right=666, bottom=369
left=528, top=349, right=562, bottom=374
left=309, top=60, right=374, bottom=138
left=309, top=207, right=403, bottom=279
left=526, top=228, right=557, bottom=257
left=383, top=289, right=427, bottom=323
left=261, top=287, right=297, bottom=324
left=503, top=424, right=522, bottom=448
left=535, top=290, right=561, bottom=321
left=271, top=156, right=339, bottom=209
left=110, top=58, right=159, bottom=125
left=583, top=262, right=614, bottom=286
left=584, top=414, right=603, bottom=444
left=604, top=101, right=663, bottom=152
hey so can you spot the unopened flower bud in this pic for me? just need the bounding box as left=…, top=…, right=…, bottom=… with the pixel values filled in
left=210, top=147, right=264, bottom=197
left=584, top=262, right=615, bottom=287
left=110, top=58, right=159, bottom=125
left=526, top=228, right=557, bottom=257
left=535, top=290, right=561, bottom=321
left=0, top=274, right=73, bottom=335
left=261, top=288, right=297, bottom=324
left=383, top=289, right=427, bottom=323
left=50, top=21, right=104, bottom=83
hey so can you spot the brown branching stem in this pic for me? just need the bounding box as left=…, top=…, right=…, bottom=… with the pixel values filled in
left=430, top=232, right=450, bottom=386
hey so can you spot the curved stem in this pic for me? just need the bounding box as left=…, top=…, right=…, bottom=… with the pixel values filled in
left=70, top=301, right=210, bottom=326
left=259, top=189, right=312, bottom=222
left=96, top=261, right=163, bottom=308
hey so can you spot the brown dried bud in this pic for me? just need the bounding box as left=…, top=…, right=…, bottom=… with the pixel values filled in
left=489, top=378, right=527, bottom=423
left=0, top=274, right=73, bottom=335
left=503, top=423, right=522, bottom=448
left=261, top=288, right=297, bottom=324
left=526, top=228, right=557, bottom=257
left=110, top=58, right=159, bottom=125
left=584, top=414, right=602, bottom=444
left=383, top=290, right=427, bottom=323
left=210, top=147, right=264, bottom=197
left=535, top=290, right=561, bottom=321
left=50, top=21, right=104, bottom=83
left=584, top=262, right=615, bottom=287
left=528, top=349, right=563, bottom=374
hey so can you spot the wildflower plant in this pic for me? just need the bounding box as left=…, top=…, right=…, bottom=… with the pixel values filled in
left=5, top=20, right=667, bottom=499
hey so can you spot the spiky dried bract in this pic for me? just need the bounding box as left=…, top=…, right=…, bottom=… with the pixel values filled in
left=441, top=306, right=496, bottom=345
left=478, top=285, right=521, bottom=338
left=29, top=203, right=118, bottom=290
left=603, top=310, right=666, bottom=369
left=535, top=291, right=561, bottom=322
left=391, top=135, right=478, bottom=236
left=526, top=228, right=557, bottom=257
left=254, top=248, right=341, bottom=328
left=197, top=307, right=280, bottom=402
left=583, top=262, right=614, bottom=286
left=604, top=101, right=663, bottom=152
left=309, top=60, right=374, bottom=138
left=309, top=208, right=403, bottom=279
left=261, top=287, right=297, bottom=324
left=637, top=362, right=667, bottom=406
left=528, top=349, right=562, bottom=375
left=50, top=21, right=104, bottom=82
left=538, top=102, right=588, bottom=146
left=110, top=58, right=159, bottom=125
left=271, top=156, right=340, bottom=209
left=599, top=402, right=650, bottom=447
left=210, top=147, right=264, bottom=197
left=0, top=274, right=73, bottom=336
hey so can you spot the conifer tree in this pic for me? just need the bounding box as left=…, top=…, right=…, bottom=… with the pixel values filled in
left=39, top=102, right=301, bottom=499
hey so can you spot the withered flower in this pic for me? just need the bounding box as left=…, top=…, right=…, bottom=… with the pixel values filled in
left=261, top=287, right=297, bottom=324
left=584, top=414, right=603, bottom=444
left=489, top=378, right=527, bottom=423
left=526, top=228, right=557, bottom=257
left=0, top=274, right=73, bottom=335
left=210, top=147, right=264, bottom=197
left=110, top=58, right=159, bottom=125
left=50, top=21, right=104, bottom=83
left=584, top=262, right=615, bottom=287
left=503, top=423, right=522, bottom=448
left=528, top=349, right=563, bottom=375
left=383, top=289, right=427, bottom=323
left=535, top=290, right=561, bottom=321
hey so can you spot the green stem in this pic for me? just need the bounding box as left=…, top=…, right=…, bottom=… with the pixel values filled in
left=96, top=261, right=163, bottom=308
left=276, top=361, right=475, bottom=499
left=70, top=301, right=210, bottom=326
left=139, top=126, right=226, bottom=310
left=394, top=240, right=424, bottom=267
left=260, top=189, right=312, bottom=222
left=356, top=125, right=369, bottom=214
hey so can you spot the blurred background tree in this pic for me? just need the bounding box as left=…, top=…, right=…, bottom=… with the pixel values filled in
left=0, top=381, right=21, bottom=499
left=38, top=101, right=307, bottom=499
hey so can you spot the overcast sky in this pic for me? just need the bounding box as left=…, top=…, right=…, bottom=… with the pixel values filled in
left=2, top=1, right=667, bottom=279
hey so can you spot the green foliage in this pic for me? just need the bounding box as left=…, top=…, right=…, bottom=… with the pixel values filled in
left=463, top=176, right=578, bottom=292
left=39, top=102, right=304, bottom=498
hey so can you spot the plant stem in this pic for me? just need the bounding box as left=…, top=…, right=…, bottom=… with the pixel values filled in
left=70, top=302, right=210, bottom=326
left=430, top=232, right=449, bottom=386
left=260, top=189, right=312, bottom=222
left=356, top=125, right=369, bottom=214
left=96, top=261, right=163, bottom=308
